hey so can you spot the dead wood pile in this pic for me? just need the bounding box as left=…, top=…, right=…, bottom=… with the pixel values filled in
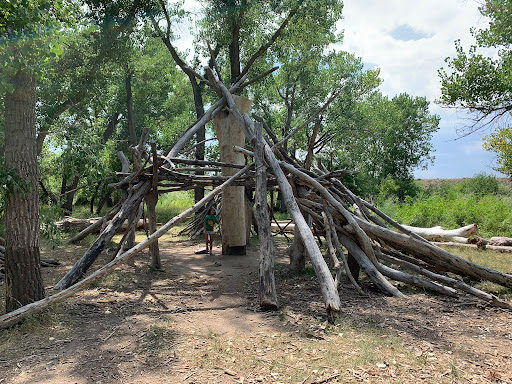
left=2, top=70, right=512, bottom=329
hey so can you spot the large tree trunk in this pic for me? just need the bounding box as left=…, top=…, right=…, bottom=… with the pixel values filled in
left=125, top=71, right=137, bottom=146
left=214, top=95, right=252, bottom=255
left=4, top=69, right=45, bottom=312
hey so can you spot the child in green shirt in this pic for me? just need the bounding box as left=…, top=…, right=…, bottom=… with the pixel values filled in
left=203, top=207, right=218, bottom=255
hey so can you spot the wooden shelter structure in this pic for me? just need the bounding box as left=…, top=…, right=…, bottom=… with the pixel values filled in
left=2, top=66, right=512, bottom=329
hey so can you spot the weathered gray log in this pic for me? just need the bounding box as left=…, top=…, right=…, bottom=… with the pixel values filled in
left=357, top=218, right=512, bottom=288
left=288, top=225, right=306, bottom=274
left=296, top=197, right=402, bottom=297
left=322, top=211, right=342, bottom=287
left=267, top=144, right=341, bottom=319
left=323, top=207, right=364, bottom=295
left=488, top=237, right=512, bottom=246
left=433, top=242, right=512, bottom=253
left=147, top=141, right=161, bottom=269
left=254, top=122, right=278, bottom=309
left=377, top=248, right=512, bottom=309
left=0, top=164, right=253, bottom=329
left=280, top=163, right=380, bottom=268
left=54, top=180, right=152, bottom=290
left=335, top=232, right=404, bottom=298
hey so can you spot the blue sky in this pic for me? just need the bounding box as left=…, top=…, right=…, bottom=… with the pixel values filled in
left=180, top=0, right=500, bottom=179
left=335, top=0, right=501, bottom=179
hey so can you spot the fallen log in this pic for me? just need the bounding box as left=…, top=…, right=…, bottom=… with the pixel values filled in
left=402, top=223, right=479, bottom=242
left=357, top=218, right=512, bottom=288
left=488, top=237, right=512, bottom=246
left=55, top=180, right=152, bottom=290
left=68, top=204, right=121, bottom=244
left=433, top=242, right=512, bottom=253
left=59, top=215, right=147, bottom=235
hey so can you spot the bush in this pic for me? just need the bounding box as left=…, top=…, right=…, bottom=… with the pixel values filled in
left=458, top=173, right=500, bottom=197
left=378, top=176, right=512, bottom=237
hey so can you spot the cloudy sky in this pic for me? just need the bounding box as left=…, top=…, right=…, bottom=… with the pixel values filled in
left=335, top=0, right=500, bottom=178
left=180, top=0, right=499, bottom=178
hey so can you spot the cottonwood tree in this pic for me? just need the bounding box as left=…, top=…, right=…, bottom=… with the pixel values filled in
left=483, top=127, right=512, bottom=176
left=439, top=0, right=512, bottom=129
left=330, top=92, right=440, bottom=197
left=0, top=0, right=77, bottom=312
left=439, top=0, right=512, bottom=175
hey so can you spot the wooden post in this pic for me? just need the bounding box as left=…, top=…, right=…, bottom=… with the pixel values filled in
left=254, top=122, right=278, bottom=309
left=147, top=141, right=161, bottom=269
left=214, top=95, right=252, bottom=255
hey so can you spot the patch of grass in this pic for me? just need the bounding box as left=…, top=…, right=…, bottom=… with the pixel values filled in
left=140, top=324, right=177, bottom=355
left=274, top=212, right=291, bottom=221
left=439, top=246, right=512, bottom=300
left=155, top=190, right=195, bottom=223
left=89, top=270, right=137, bottom=289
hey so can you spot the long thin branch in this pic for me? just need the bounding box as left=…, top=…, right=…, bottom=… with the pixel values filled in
left=272, top=86, right=345, bottom=150
left=238, top=1, right=304, bottom=81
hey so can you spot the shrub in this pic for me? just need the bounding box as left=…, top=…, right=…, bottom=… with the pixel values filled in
left=458, top=173, right=500, bottom=197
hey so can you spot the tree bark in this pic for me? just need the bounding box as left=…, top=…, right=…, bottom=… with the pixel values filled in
left=254, top=122, right=278, bottom=309
left=214, top=95, right=252, bottom=255
left=125, top=71, right=137, bottom=146
left=147, top=141, right=161, bottom=269
left=288, top=225, right=306, bottom=274
left=60, top=174, right=80, bottom=215
left=4, top=69, right=45, bottom=312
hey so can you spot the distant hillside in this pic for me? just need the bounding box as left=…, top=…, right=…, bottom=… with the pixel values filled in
left=417, top=177, right=511, bottom=189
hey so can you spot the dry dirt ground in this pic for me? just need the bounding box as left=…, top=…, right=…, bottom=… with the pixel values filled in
left=1, top=235, right=512, bottom=384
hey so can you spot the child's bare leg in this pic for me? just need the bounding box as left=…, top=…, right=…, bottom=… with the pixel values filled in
left=208, top=235, right=214, bottom=254
left=204, top=232, right=209, bottom=251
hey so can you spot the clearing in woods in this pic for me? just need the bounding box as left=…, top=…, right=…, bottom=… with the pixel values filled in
left=1, top=234, right=511, bottom=384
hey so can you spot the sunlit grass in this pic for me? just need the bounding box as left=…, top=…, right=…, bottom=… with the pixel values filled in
left=155, top=190, right=195, bottom=223
left=438, top=246, right=512, bottom=300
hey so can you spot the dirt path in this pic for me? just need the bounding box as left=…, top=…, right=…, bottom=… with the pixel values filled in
left=1, top=238, right=512, bottom=383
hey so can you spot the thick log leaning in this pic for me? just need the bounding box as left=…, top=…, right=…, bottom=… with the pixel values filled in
left=280, top=163, right=403, bottom=298
left=54, top=180, right=152, bottom=290
left=254, top=122, right=278, bottom=309
left=265, top=143, right=341, bottom=319
left=0, top=164, right=254, bottom=329
left=376, top=249, right=512, bottom=309
left=357, top=218, right=512, bottom=288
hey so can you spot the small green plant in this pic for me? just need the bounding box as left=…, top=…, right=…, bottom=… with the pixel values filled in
left=40, top=211, right=62, bottom=248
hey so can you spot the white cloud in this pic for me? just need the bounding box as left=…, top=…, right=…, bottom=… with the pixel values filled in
left=337, top=0, right=488, bottom=101
left=335, top=0, right=501, bottom=178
